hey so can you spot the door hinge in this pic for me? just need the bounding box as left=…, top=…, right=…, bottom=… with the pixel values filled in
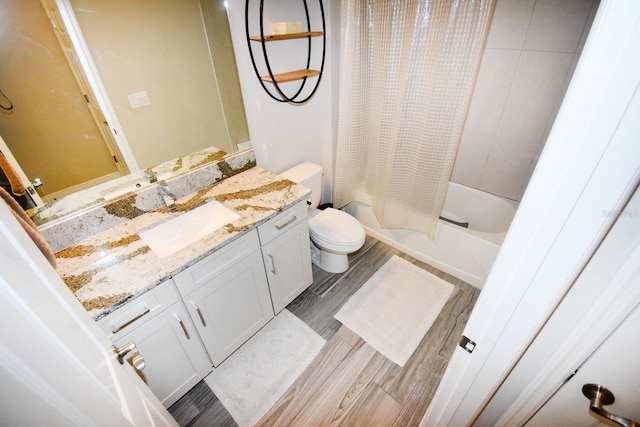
left=102, top=121, right=117, bottom=135
left=83, top=94, right=90, bottom=103
left=564, top=368, right=579, bottom=384
left=112, top=155, right=118, bottom=163
left=459, top=335, right=476, bottom=353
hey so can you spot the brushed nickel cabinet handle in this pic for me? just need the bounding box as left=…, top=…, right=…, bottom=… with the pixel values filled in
left=111, top=307, right=150, bottom=334
left=275, top=215, right=297, bottom=230
left=191, top=302, right=206, bottom=327
left=175, top=314, right=190, bottom=339
left=268, top=254, right=277, bottom=274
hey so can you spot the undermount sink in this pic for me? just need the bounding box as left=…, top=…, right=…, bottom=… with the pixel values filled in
left=138, top=200, right=241, bottom=258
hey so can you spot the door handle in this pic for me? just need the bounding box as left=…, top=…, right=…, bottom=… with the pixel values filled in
left=31, top=177, right=43, bottom=188
left=582, top=384, right=639, bottom=427
left=112, top=341, right=145, bottom=371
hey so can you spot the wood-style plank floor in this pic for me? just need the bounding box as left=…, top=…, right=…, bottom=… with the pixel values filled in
left=169, top=236, right=480, bottom=426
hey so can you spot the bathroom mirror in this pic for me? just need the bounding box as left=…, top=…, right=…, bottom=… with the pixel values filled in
left=0, top=0, right=249, bottom=219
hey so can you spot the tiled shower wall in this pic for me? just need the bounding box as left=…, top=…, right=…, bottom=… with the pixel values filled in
left=451, top=0, right=600, bottom=201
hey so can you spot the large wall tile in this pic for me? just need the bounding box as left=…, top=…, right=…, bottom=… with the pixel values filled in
left=539, top=54, right=581, bottom=155
left=452, top=0, right=596, bottom=201
left=479, top=149, right=537, bottom=200
left=451, top=49, right=520, bottom=187
left=518, top=151, right=541, bottom=200
left=494, top=51, right=575, bottom=148
left=463, top=50, right=521, bottom=138
left=450, top=141, right=488, bottom=186
left=577, top=1, right=601, bottom=54
left=480, top=51, right=574, bottom=199
left=485, top=0, right=536, bottom=50
left=523, top=0, right=596, bottom=52
left=515, top=53, right=581, bottom=199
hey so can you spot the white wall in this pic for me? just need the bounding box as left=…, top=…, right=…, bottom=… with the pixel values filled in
left=451, top=0, right=599, bottom=201
left=226, top=0, right=337, bottom=204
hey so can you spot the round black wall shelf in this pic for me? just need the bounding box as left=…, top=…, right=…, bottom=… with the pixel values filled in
left=245, top=0, right=326, bottom=104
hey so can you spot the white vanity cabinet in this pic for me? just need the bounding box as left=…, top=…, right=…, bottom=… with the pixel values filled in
left=173, top=229, right=274, bottom=367
left=93, top=198, right=312, bottom=406
left=97, top=280, right=211, bottom=408
left=258, top=201, right=313, bottom=313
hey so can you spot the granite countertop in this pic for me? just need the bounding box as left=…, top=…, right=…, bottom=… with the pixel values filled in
left=54, top=167, right=310, bottom=320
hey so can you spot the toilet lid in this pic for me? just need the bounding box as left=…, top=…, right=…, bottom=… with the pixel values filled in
left=309, top=208, right=365, bottom=245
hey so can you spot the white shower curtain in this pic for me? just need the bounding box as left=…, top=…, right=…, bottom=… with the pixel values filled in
left=333, top=0, right=494, bottom=238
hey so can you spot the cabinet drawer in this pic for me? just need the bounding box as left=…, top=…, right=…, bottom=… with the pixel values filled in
left=97, top=279, right=180, bottom=340
left=173, top=229, right=260, bottom=297
left=257, top=201, right=308, bottom=245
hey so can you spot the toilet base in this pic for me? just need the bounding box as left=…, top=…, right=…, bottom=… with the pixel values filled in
left=310, top=241, right=349, bottom=273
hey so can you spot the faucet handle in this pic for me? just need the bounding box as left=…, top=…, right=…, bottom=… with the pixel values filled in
left=144, top=168, right=158, bottom=183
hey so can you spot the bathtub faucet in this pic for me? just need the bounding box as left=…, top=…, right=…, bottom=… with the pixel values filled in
left=439, top=215, right=469, bottom=228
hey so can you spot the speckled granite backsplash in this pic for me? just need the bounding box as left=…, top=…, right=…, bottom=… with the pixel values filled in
left=40, top=150, right=256, bottom=252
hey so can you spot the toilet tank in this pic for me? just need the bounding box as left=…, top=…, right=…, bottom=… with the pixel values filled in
left=279, top=162, right=323, bottom=210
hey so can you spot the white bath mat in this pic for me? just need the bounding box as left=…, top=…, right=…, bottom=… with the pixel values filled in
left=204, top=309, right=325, bottom=427
left=334, top=255, right=454, bottom=367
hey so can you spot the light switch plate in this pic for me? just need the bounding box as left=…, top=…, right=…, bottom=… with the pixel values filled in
left=128, top=91, right=151, bottom=108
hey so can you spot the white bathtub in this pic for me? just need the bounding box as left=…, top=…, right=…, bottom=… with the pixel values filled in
left=343, top=182, right=518, bottom=289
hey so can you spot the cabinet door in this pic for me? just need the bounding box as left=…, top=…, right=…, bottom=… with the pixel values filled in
left=181, top=250, right=273, bottom=366
left=262, top=219, right=313, bottom=313
left=114, top=301, right=211, bottom=408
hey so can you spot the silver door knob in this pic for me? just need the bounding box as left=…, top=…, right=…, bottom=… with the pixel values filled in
left=582, top=384, right=639, bottom=427
left=112, top=341, right=145, bottom=371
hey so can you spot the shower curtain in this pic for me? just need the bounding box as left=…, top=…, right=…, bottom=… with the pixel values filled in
left=333, top=0, right=494, bottom=238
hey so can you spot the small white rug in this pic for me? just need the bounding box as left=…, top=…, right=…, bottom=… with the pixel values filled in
left=335, top=255, right=454, bottom=367
left=204, top=309, right=325, bottom=427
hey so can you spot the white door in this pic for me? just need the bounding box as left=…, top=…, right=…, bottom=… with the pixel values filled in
left=528, top=302, right=640, bottom=426
left=0, top=197, right=176, bottom=425
left=469, top=178, right=640, bottom=426
left=422, top=0, right=640, bottom=424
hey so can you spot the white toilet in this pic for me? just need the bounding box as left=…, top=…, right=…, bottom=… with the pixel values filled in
left=280, top=162, right=365, bottom=273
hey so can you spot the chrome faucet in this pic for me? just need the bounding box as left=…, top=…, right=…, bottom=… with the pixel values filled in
left=144, top=168, right=158, bottom=183
left=158, top=181, right=177, bottom=211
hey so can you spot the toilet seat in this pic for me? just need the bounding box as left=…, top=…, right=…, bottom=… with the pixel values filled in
left=308, top=208, right=365, bottom=253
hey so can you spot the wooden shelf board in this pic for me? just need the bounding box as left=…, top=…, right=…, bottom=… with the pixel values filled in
left=249, top=31, right=323, bottom=42
left=261, top=69, right=320, bottom=83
